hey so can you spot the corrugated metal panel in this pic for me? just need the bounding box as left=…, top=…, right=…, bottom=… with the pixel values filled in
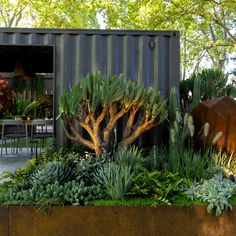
left=0, top=28, right=180, bottom=147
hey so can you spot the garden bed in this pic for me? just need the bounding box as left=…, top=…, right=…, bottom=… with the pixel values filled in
left=0, top=205, right=236, bottom=236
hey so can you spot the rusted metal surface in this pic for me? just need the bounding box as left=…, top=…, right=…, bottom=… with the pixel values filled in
left=5, top=205, right=236, bottom=236
left=192, top=96, right=236, bottom=153
left=0, top=28, right=180, bottom=147
left=0, top=206, right=8, bottom=236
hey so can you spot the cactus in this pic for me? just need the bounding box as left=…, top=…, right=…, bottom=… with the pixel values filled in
left=168, top=86, right=180, bottom=126
left=30, top=161, right=73, bottom=186
left=192, top=76, right=201, bottom=110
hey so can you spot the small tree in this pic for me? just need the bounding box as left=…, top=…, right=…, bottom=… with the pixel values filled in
left=59, top=72, right=167, bottom=156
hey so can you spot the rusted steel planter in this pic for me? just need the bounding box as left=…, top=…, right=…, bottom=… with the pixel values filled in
left=0, top=205, right=235, bottom=236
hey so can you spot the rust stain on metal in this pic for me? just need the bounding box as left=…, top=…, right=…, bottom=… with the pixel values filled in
left=192, top=96, right=236, bottom=153
left=4, top=205, right=236, bottom=236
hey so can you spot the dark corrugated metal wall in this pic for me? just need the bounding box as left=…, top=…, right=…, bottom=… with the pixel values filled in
left=0, top=28, right=180, bottom=146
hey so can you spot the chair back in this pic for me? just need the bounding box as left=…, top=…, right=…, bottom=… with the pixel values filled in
left=1, top=119, right=27, bottom=139
left=31, top=119, right=53, bottom=139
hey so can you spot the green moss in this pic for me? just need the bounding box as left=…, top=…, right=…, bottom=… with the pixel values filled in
left=172, top=195, right=205, bottom=207
left=90, top=197, right=156, bottom=206
left=90, top=195, right=207, bottom=207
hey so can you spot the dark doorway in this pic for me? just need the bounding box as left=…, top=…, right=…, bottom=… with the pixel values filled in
left=0, top=45, right=54, bottom=120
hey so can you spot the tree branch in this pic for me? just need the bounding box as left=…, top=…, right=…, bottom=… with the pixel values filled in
left=123, top=104, right=140, bottom=139
left=96, top=106, right=107, bottom=125
left=213, top=19, right=236, bottom=43
left=63, top=116, right=95, bottom=150
left=120, top=119, right=159, bottom=147
left=103, top=106, right=129, bottom=143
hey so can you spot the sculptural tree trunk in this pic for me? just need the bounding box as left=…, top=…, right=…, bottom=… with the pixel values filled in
left=59, top=72, right=167, bottom=156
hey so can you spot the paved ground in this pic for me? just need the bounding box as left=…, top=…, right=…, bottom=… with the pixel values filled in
left=0, top=148, right=31, bottom=176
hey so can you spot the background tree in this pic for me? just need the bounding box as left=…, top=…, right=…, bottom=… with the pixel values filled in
left=0, top=0, right=29, bottom=27
left=94, top=0, right=236, bottom=79
left=0, top=0, right=99, bottom=28
left=59, top=73, right=167, bottom=156
left=29, top=0, right=99, bottom=28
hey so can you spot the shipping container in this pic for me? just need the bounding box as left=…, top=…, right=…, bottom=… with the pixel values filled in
left=0, top=28, right=180, bottom=147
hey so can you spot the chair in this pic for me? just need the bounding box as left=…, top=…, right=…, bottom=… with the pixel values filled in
left=0, top=119, right=28, bottom=158
left=30, top=119, right=53, bottom=155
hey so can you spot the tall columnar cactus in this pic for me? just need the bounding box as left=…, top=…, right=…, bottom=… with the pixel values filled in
left=59, top=72, right=167, bottom=156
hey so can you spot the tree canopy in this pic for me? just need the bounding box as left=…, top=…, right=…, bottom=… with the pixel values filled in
left=95, top=0, right=236, bottom=79
left=0, top=0, right=99, bottom=28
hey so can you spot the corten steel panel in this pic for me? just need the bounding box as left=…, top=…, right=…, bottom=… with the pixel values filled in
left=0, top=206, right=8, bottom=236
left=0, top=28, right=180, bottom=146
left=192, top=96, right=236, bottom=153
left=7, top=205, right=236, bottom=236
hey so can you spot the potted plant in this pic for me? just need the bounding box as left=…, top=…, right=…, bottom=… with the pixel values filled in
left=14, top=98, right=40, bottom=120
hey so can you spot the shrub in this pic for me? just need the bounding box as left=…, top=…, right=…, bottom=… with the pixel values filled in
left=185, top=173, right=236, bottom=216
left=75, top=153, right=107, bottom=185
left=30, top=161, right=74, bottom=187
left=93, top=162, right=133, bottom=200
left=128, top=169, right=184, bottom=205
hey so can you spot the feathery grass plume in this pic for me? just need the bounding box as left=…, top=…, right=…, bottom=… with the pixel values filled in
left=203, top=123, right=210, bottom=137
left=189, top=124, right=195, bottom=137
left=174, top=120, right=179, bottom=133
left=168, top=87, right=180, bottom=125
left=187, top=116, right=194, bottom=137
left=212, top=131, right=223, bottom=144
left=170, top=129, right=176, bottom=143
left=176, top=111, right=181, bottom=123
left=183, top=113, right=189, bottom=125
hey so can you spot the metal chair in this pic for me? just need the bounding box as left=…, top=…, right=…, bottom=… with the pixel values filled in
left=0, top=119, right=28, bottom=158
left=30, top=119, right=53, bottom=155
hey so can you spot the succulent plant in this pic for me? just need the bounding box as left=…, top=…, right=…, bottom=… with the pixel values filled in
left=30, top=161, right=73, bottom=186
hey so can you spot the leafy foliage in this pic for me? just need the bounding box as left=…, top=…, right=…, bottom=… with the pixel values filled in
left=36, top=95, right=53, bottom=119
left=36, top=147, right=75, bottom=165
left=141, top=145, right=168, bottom=172
left=14, top=98, right=40, bottom=117
left=92, top=146, right=143, bottom=199
left=0, top=0, right=99, bottom=28
left=114, top=146, right=142, bottom=172
left=180, top=68, right=236, bottom=112
left=93, top=162, right=133, bottom=200
left=95, top=0, right=236, bottom=77
left=128, top=169, right=184, bottom=205
left=0, top=79, right=14, bottom=118
left=59, top=72, right=167, bottom=155
left=75, top=153, right=107, bottom=185
left=185, top=173, right=236, bottom=216
left=0, top=159, right=37, bottom=185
